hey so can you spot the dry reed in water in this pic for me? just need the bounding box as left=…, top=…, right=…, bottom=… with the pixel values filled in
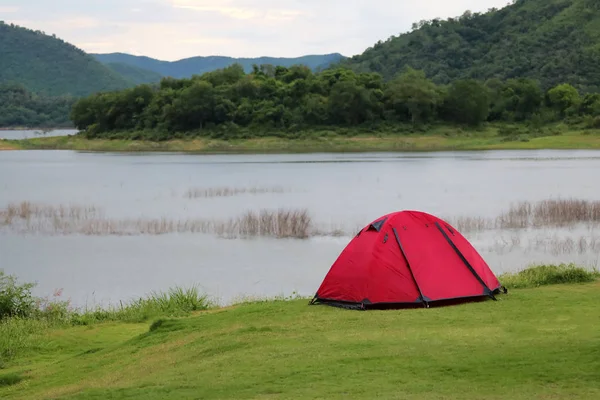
left=488, top=233, right=600, bottom=256
left=218, top=209, right=311, bottom=239
left=446, top=216, right=494, bottom=233
left=530, top=235, right=600, bottom=256
left=185, top=186, right=286, bottom=199
left=449, top=198, right=600, bottom=233
left=0, top=202, right=316, bottom=239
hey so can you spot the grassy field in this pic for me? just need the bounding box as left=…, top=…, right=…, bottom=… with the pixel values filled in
left=1, top=268, right=599, bottom=400
left=3, top=125, right=600, bottom=153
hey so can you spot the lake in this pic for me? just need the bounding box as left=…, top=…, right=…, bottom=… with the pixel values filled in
left=1, top=143, right=600, bottom=308
left=0, top=128, right=77, bottom=140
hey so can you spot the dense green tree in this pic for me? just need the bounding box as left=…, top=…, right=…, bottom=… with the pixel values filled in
left=442, top=80, right=491, bottom=126
left=501, top=79, right=544, bottom=121
left=580, top=93, right=600, bottom=116
left=166, top=81, right=214, bottom=131
left=384, top=68, right=442, bottom=124
left=547, top=84, right=582, bottom=117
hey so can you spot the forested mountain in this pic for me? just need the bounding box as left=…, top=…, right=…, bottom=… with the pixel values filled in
left=0, top=84, right=75, bottom=127
left=344, top=0, right=600, bottom=92
left=0, top=23, right=132, bottom=97
left=92, top=53, right=346, bottom=79
left=105, top=62, right=163, bottom=85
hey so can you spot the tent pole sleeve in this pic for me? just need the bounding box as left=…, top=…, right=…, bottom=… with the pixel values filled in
left=393, top=228, right=428, bottom=308
left=434, top=222, right=496, bottom=300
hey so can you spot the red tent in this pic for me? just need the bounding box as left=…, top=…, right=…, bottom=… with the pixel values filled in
left=310, top=210, right=505, bottom=310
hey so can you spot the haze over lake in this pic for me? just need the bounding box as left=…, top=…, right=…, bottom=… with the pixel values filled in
left=2, top=139, right=599, bottom=308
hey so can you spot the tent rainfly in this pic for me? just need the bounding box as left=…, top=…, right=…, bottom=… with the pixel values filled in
left=310, top=211, right=506, bottom=310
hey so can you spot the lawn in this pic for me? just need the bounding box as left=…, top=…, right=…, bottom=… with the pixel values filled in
left=1, top=281, right=599, bottom=400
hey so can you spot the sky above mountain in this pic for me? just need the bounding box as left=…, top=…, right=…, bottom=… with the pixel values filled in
left=2, top=0, right=512, bottom=61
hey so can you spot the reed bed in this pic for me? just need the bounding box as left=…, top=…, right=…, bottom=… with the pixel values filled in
left=496, top=201, right=532, bottom=230
left=529, top=235, right=600, bottom=256
left=448, top=198, right=600, bottom=233
left=0, top=202, right=102, bottom=226
left=219, top=209, right=311, bottom=239
left=185, top=186, right=286, bottom=199
left=0, top=202, right=318, bottom=239
left=446, top=216, right=494, bottom=233
left=488, top=234, right=600, bottom=256
left=531, top=199, right=600, bottom=227
left=5, top=197, right=600, bottom=239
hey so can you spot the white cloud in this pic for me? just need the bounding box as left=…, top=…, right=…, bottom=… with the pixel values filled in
left=77, top=41, right=116, bottom=51
left=168, top=0, right=307, bottom=21
left=0, top=6, right=19, bottom=13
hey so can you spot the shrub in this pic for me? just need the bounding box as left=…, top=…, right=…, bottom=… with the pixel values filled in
left=584, top=115, right=600, bottom=129
left=499, top=264, right=599, bottom=289
left=0, top=270, right=36, bottom=320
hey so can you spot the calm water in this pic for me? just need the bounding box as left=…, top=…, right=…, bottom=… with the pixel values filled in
left=1, top=144, right=600, bottom=307
left=0, top=129, right=77, bottom=140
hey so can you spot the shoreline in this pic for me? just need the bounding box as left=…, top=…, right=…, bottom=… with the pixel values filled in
left=0, top=126, right=73, bottom=131
left=3, top=129, right=600, bottom=153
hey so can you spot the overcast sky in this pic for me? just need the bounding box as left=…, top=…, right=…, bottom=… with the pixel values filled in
left=2, top=0, right=512, bottom=60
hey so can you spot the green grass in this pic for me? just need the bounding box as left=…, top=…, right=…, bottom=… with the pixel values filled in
left=0, top=319, right=52, bottom=366
left=67, top=286, right=213, bottom=328
left=4, top=125, right=600, bottom=153
left=0, top=373, right=23, bottom=387
left=0, top=272, right=599, bottom=399
left=498, top=263, right=600, bottom=289
left=0, top=281, right=213, bottom=364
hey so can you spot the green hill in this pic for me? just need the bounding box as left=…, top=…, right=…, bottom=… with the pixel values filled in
left=92, top=52, right=346, bottom=79
left=0, top=22, right=133, bottom=97
left=105, top=62, right=163, bottom=85
left=344, top=0, right=600, bottom=91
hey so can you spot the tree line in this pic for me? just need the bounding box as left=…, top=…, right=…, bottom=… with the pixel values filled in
left=0, top=83, right=76, bottom=128
left=70, top=64, right=600, bottom=140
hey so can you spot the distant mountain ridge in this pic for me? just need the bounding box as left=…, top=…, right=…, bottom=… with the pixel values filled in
left=92, top=52, right=347, bottom=80
left=104, top=62, right=164, bottom=85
